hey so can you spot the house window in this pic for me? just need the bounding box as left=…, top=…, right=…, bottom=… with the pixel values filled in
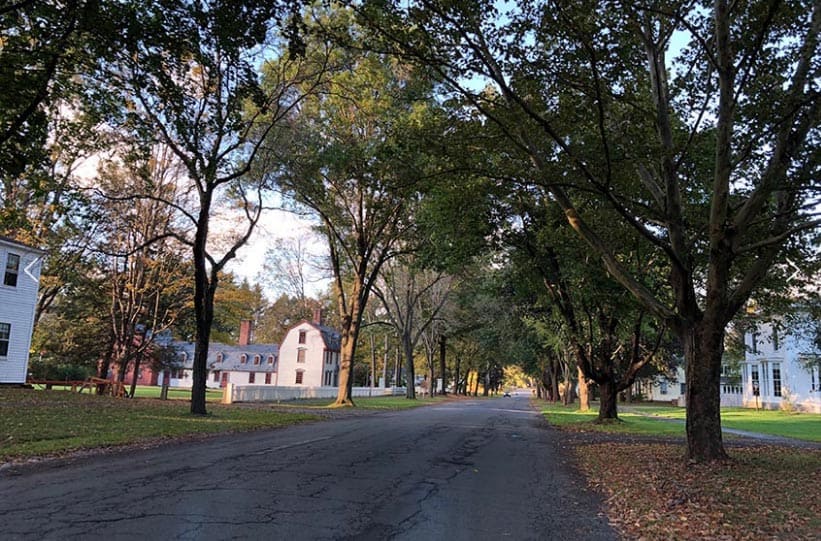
left=249, top=372, right=256, bottom=384
left=3, top=252, right=20, bottom=287
left=216, top=352, right=223, bottom=362
left=659, top=381, right=668, bottom=395
left=751, top=327, right=759, bottom=354
left=298, top=330, right=306, bottom=344
left=297, top=349, right=306, bottom=363
left=240, top=354, right=247, bottom=364
left=680, top=383, right=686, bottom=395
left=295, top=370, right=304, bottom=384
left=253, top=355, right=261, bottom=365
left=0, top=322, right=10, bottom=356
left=812, top=366, right=820, bottom=392
left=213, top=371, right=220, bottom=382
left=772, top=328, right=779, bottom=351
left=267, top=355, right=275, bottom=365
left=751, top=365, right=760, bottom=395
left=265, top=372, right=271, bottom=384
left=772, top=363, right=781, bottom=397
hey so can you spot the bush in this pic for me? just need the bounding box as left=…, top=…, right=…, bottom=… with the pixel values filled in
left=28, top=356, right=94, bottom=381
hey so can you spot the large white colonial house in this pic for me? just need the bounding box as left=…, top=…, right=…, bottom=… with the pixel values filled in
left=277, top=318, right=341, bottom=387
left=639, top=312, right=821, bottom=413
left=741, top=315, right=820, bottom=413
left=0, top=236, right=45, bottom=384
left=157, top=314, right=341, bottom=390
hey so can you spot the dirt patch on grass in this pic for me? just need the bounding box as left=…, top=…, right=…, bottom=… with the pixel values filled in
left=564, top=433, right=821, bottom=540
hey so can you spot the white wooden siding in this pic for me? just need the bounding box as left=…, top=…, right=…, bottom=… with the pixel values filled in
left=0, top=242, right=44, bottom=383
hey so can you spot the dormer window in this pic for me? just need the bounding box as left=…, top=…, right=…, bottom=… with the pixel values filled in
left=180, top=352, right=188, bottom=363
left=253, top=354, right=261, bottom=365
left=4, top=252, right=20, bottom=287
left=298, top=330, right=306, bottom=344
left=267, top=355, right=275, bottom=365
left=216, top=352, right=223, bottom=362
left=240, top=354, right=247, bottom=364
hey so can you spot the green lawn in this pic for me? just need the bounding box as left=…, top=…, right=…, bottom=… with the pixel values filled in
left=0, top=388, right=450, bottom=462
left=130, top=386, right=224, bottom=401
left=269, top=395, right=447, bottom=410
left=539, top=402, right=685, bottom=437
left=0, top=388, right=317, bottom=461
left=541, top=401, right=821, bottom=442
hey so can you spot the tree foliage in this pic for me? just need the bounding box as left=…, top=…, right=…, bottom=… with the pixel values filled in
left=358, top=0, right=820, bottom=462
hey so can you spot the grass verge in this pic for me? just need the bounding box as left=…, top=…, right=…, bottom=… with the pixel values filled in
left=270, top=395, right=447, bottom=410
left=1, top=389, right=448, bottom=463
left=0, top=388, right=317, bottom=462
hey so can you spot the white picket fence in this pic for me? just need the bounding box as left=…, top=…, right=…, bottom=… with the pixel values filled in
left=222, top=384, right=406, bottom=404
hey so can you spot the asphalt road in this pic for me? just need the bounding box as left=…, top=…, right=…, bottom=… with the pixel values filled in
left=0, top=395, right=615, bottom=540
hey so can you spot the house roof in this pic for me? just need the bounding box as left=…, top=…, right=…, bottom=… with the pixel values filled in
left=0, top=235, right=47, bottom=255
left=170, top=342, right=279, bottom=372
left=299, top=321, right=342, bottom=351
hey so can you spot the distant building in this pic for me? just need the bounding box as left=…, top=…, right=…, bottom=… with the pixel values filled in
left=277, top=309, right=341, bottom=387
left=155, top=312, right=341, bottom=389
left=0, top=236, right=45, bottom=384
left=742, top=315, right=820, bottom=413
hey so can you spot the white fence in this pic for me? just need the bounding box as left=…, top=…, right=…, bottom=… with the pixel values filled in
left=223, top=384, right=406, bottom=404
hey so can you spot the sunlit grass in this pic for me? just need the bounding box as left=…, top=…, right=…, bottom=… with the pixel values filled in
left=271, top=395, right=447, bottom=410
left=543, top=401, right=821, bottom=442
left=538, top=401, right=685, bottom=436
left=0, top=388, right=317, bottom=461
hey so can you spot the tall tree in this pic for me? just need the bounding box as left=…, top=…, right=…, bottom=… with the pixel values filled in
left=97, top=0, right=320, bottom=414
left=373, top=256, right=452, bottom=398
left=94, top=144, right=192, bottom=389
left=267, top=11, right=435, bottom=405
left=508, top=192, right=668, bottom=420
left=361, top=0, right=820, bottom=462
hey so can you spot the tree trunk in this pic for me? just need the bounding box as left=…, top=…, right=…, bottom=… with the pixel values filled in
left=598, top=379, right=618, bottom=421
left=191, top=198, right=215, bottom=416
left=682, top=320, right=728, bottom=461
left=394, top=340, right=400, bottom=387
left=369, top=333, right=376, bottom=388
left=128, top=351, right=142, bottom=399
left=383, top=335, right=389, bottom=388
left=438, top=335, right=447, bottom=395
left=577, top=366, right=590, bottom=412
left=335, top=332, right=356, bottom=406
left=403, top=336, right=416, bottom=399
left=334, top=281, right=365, bottom=407
left=454, top=353, right=461, bottom=396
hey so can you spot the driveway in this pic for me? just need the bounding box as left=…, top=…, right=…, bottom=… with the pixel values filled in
left=0, top=396, right=615, bottom=540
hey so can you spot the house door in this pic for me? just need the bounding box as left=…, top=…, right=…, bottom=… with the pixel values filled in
left=220, top=372, right=229, bottom=388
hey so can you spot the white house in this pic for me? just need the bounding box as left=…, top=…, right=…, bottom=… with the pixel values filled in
left=0, top=236, right=45, bottom=384
left=637, top=361, right=743, bottom=407
left=277, top=314, right=341, bottom=388
left=155, top=315, right=341, bottom=390
left=742, top=315, right=821, bottom=413
left=157, top=321, right=279, bottom=388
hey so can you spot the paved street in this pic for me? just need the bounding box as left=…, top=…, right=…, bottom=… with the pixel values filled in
left=0, top=396, right=615, bottom=540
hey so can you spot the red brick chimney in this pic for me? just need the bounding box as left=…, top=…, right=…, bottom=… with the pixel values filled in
left=239, top=320, right=253, bottom=345
left=312, top=308, right=323, bottom=326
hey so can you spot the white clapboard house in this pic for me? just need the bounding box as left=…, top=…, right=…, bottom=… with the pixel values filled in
left=0, top=236, right=45, bottom=384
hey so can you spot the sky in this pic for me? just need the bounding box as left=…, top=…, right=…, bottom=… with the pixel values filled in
left=226, top=206, right=330, bottom=300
